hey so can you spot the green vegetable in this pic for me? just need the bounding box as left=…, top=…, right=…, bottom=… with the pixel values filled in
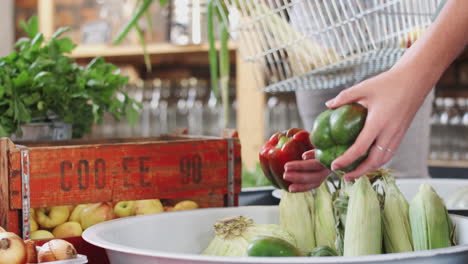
left=207, top=0, right=231, bottom=128
left=279, top=190, right=315, bottom=254
left=207, top=0, right=219, bottom=100
left=308, top=246, right=339, bottom=257
left=409, top=184, right=452, bottom=251
left=310, top=103, right=368, bottom=172
left=202, top=216, right=297, bottom=257
left=247, top=236, right=302, bottom=257
left=314, top=181, right=337, bottom=251
left=382, top=173, right=413, bottom=253
left=0, top=16, right=140, bottom=138
left=343, top=176, right=382, bottom=256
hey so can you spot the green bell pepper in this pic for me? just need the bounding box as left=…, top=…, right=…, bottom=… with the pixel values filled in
left=247, top=236, right=302, bottom=257
left=310, top=103, right=368, bottom=172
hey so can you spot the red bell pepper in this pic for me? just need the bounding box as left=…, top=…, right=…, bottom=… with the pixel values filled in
left=259, top=128, right=313, bottom=191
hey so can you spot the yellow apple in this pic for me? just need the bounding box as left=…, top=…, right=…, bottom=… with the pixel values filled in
left=36, top=206, right=70, bottom=229
left=69, top=204, right=89, bottom=223
left=66, top=205, right=75, bottom=213
left=31, top=230, right=54, bottom=240
left=173, top=200, right=199, bottom=211
left=80, top=203, right=114, bottom=230
left=52, top=222, right=83, bottom=238
left=114, top=201, right=136, bottom=218
left=31, top=208, right=37, bottom=221
left=134, top=199, right=164, bottom=215
left=30, top=218, right=38, bottom=232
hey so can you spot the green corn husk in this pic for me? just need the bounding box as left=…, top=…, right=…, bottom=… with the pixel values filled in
left=308, top=246, right=339, bottom=257
left=314, top=180, right=337, bottom=251
left=343, top=176, right=382, bottom=256
left=409, top=184, right=452, bottom=251
left=279, top=190, right=315, bottom=254
left=333, top=179, right=352, bottom=256
left=202, top=216, right=296, bottom=256
left=382, top=175, right=413, bottom=253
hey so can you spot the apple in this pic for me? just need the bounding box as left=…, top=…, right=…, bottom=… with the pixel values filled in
left=164, top=206, right=174, bottom=212
left=52, top=222, right=83, bottom=238
left=36, top=206, right=70, bottom=229
left=173, top=200, right=199, bottom=211
left=30, top=218, right=38, bottom=233
left=0, top=231, right=27, bottom=264
left=30, top=208, right=37, bottom=220
left=114, top=201, right=136, bottom=218
left=69, top=204, right=89, bottom=223
left=80, top=203, right=114, bottom=230
left=134, top=199, right=164, bottom=215
left=31, top=230, right=54, bottom=240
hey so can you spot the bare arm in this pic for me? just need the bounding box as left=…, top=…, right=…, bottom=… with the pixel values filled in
left=284, top=0, right=468, bottom=190
left=326, top=0, right=468, bottom=179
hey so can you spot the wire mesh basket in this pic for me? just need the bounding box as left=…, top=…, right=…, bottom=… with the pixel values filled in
left=217, top=0, right=444, bottom=93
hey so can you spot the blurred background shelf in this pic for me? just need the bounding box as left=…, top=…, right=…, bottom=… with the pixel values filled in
left=70, top=42, right=237, bottom=62
left=428, top=160, right=468, bottom=168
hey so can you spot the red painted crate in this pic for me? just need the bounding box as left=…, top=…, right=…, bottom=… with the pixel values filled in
left=0, top=133, right=241, bottom=263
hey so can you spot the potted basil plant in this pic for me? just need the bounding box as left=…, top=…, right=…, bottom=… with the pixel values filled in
left=0, top=16, right=140, bottom=140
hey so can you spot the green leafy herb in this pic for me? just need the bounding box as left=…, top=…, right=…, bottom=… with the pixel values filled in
left=0, top=16, right=140, bottom=138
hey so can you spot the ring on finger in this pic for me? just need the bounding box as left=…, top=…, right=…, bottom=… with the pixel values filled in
left=375, top=144, right=395, bottom=155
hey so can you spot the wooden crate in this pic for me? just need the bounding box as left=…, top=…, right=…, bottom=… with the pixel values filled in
left=0, top=134, right=241, bottom=262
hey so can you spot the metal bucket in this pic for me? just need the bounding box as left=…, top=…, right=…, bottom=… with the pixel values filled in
left=83, top=206, right=468, bottom=264
left=11, top=121, right=72, bottom=142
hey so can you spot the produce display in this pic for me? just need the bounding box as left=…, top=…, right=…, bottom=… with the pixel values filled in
left=29, top=199, right=199, bottom=240
left=0, top=227, right=78, bottom=263
left=203, top=172, right=456, bottom=258
left=203, top=103, right=457, bottom=258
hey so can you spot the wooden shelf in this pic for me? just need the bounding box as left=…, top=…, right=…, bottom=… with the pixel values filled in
left=428, top=159, right=468, bottom=168
left=69, top=42, right=238, bottom=60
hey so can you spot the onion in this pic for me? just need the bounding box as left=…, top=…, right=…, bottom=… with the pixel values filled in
left=0, top=232, right=27, bottom=264
left=38, top=239, right=77, bottom=263
left=0, top=226, right=5, bottom=232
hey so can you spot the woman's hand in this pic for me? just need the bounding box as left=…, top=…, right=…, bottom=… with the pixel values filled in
left=325, top=67, right=433, bottom=181
left=283, top=149, right=331, bottom=192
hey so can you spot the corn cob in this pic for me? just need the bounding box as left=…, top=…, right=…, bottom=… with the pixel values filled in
left=409, top=184, right=452, bottom=251
left=343, top=176, right=382, bottom=256
left=314, top=180, right=337, bottom=251
left=382, top=175, right=413, bottom=253
left=279, top=190, right=315, bottom=254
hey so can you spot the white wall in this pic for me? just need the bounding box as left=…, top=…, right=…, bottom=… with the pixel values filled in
left=0, top=0, right=14, bottom=57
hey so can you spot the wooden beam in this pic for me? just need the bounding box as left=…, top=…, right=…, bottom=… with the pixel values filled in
left=236, top=50, right=265, bottom=170
left=0, top=138, right=15, bottom=230
left=38, top=0, right=54, bottom=38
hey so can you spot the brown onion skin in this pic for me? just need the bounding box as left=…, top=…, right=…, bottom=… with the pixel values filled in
left=0, top=232, right=27, bottom=264
left=24, top=239, right=38, bottom=264
left=38, top=239, right=77, bottom=263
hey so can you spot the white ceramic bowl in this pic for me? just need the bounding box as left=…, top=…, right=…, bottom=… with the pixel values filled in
left=83, top=206, right=468, bottom=264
